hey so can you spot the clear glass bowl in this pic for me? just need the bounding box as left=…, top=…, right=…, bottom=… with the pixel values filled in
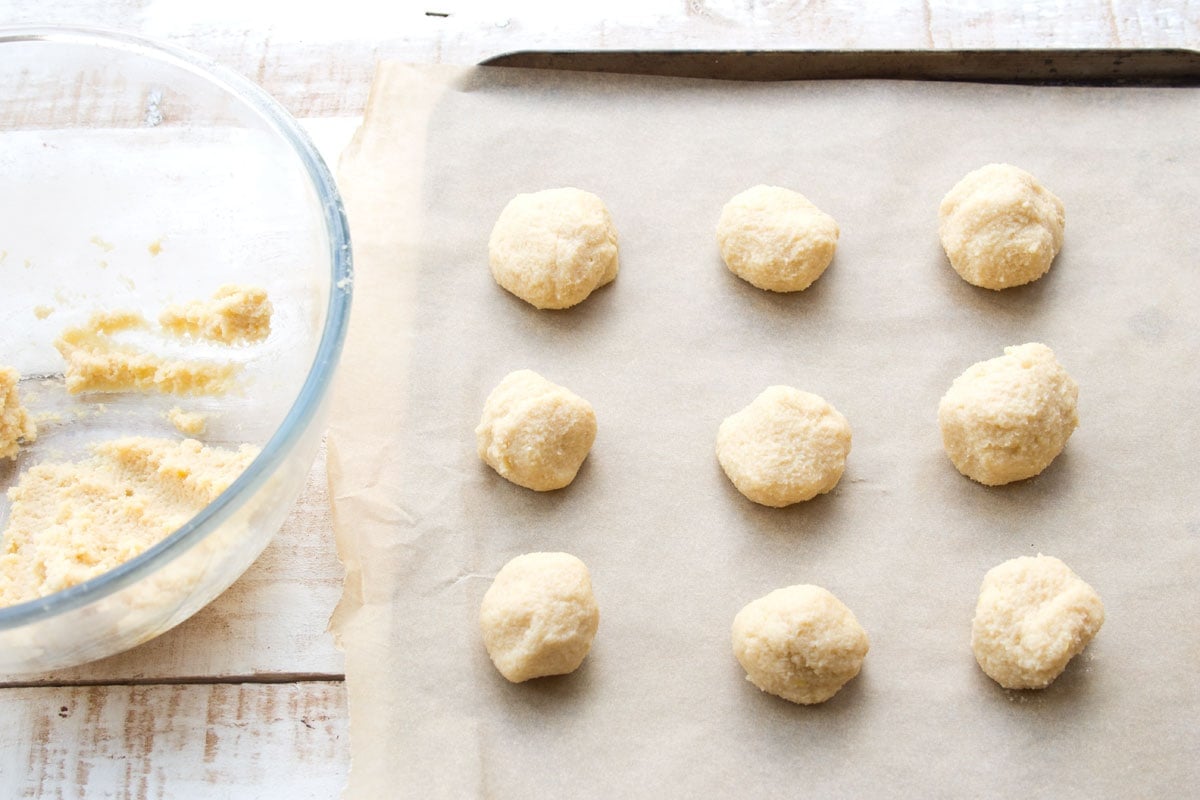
left=0, top=27, right=352, bottom=673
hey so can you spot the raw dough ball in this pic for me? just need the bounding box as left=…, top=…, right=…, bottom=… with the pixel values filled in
left=480, top=552, right=600, bottom=683
left=972, top=554, right=1104, bottom=689
left=716, top=185, right=840, bottom=292
left=938, top=343, right=1078, bottom=486
left=716, top=386, right=851, bottom=507
left=939, top=163, right=1065, bottom=290
left=732, top=584, right=869, bottom=705
left=476, top=369, right=597, bottom=491
left=488, top=187, right=619, bottom=309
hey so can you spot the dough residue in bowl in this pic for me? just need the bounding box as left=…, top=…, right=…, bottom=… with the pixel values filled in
left=53, top=285, right=271, bottom=396
left=0, top=366, right=37, bottom=460
left=159, top=284, right=273, bottom=344
left=167, top=407, right=208, bottom=436
left=0, top=436, right=260, bottom=607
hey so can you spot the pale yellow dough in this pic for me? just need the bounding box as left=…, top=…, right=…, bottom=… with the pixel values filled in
left=939, top=163, right=1065, bottom=290
left=476, top=370, right=597, bottom=491
left=0, top=437, right=259, bottom=607
left=167, top=407, right=208, bottom=436
left=938, top=343, right=1078, bottom=486
left=480, top=552, right=600, bottom=683
left=0, top=366, right=37, bottom=460
left=732, top=584, right=869, bottom=705
left=488, top=188, right=619, bottom=309
left=972, top=555, right=1104, bottom=689
left=716, top=386, right=851, bottom=507
left=55, top=310, right=237, bottom=396
left=716, top=185, right=839, bottom=292
left=159, top=284, right=273, bottom=344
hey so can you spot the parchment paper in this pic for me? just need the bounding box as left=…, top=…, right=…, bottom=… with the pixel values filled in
left=328, top=63, right=1200, bottom=798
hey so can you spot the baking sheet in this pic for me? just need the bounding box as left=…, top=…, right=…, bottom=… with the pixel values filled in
left=328, top=63, right=1200, bottom=798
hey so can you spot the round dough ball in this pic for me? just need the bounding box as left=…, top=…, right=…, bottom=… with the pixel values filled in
left=476, top=369, right=597, bottom=491
left=938, top=163, right=1065, bottom=290
left=732, top=584, right=869, bottom=705
left=716, top=185, right=840, bottom=292
left=938, top=343, right=1078, bottom=486
left=480, top=552, right=600, bottom=683
left=716, top=386, right=851, bottom=507
left=488, top=187, right=619, bottom=309
left=972, top=555, right=1104, bottom=689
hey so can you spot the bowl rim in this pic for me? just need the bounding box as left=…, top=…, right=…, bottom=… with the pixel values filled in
left=0, top=25, right=353, bottom=629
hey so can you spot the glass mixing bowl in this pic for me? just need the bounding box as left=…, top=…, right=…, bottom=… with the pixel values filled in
left=0, top=27, right=352, bottom=673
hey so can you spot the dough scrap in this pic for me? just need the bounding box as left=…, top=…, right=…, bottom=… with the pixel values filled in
left=159, top=284, right=273, bottom=344
left=971, top=554, right=1104, bottom=689
left=939, top=163, right=1065, bottom=290
left=716, top=386, right=851, bottom=507
left=716, top=185, right=840, bottom=292
left=488, top=188, right=619, bottom=309
left=732, top=584, right=869, bottom=705
left=55, top=311, right=238, bottom=396
left=0, top=366, right=37, bottom=460
left=0, top=367, right=37, bottom=460
left=0, top=437, right=259, bottom=607
left=938, top=343, right=1078, bottom=486
left=167, top=407, right=208, bottom=436
left=480, top=552, right=600, bottom=683
left=476, top=370, right=597, bottom=491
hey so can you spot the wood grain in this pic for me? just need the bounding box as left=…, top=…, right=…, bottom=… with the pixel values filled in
left=3, top=2, right=1196, bottom=117
left=0, top=682, right=348, bottom=799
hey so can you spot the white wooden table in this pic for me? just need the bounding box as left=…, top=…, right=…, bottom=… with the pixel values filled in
left=1, top=2, right=1195, bottom=796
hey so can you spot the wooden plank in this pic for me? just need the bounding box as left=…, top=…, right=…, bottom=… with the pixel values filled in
left=3, top=2, right=1196, bottom=118
left=1, top=447, right=345, bottom=686
left=0, top=681, right=348, bottom=799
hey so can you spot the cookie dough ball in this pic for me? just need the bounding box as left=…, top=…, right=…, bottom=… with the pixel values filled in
left=939, top=164, right=1065, bottom=290
left=476, top=370, right=597, bottom=491
left=716, top=185, right=840, bottom=292
left=716, top=386, right=851, bottom=507
left=938, top=343, right=1078, bottom=486
left=732, top=584, right=869, bottom=705
left=488, top=188, right=619, bottom=309
left=480, top=552, right=600, bottom=683
left=972, top=555, right=1104, bottom=689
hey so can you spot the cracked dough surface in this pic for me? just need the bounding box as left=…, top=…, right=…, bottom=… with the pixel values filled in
left=717, top=386, right=851, bottom=507
left=488, top=187, right=619, bottom=309
left=716, top=185, right=839, bottom=292
left=732, top=584, right=869, bottom=705
left=480, top=552, right=599, bottom=683
left=939, top=163, right=1065, bottom=290
left=938, top=342, right=1079, bottom=486
left=971, top=555, right=1104, bottom=690
left=476, top=369, right=597, bottom=491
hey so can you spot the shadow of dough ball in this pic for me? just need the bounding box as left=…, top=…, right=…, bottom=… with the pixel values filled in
left=732, top=584, right=869, bottom=704
left=938, top=163, right=1064, bottom=290
left=476, top=369, right=596, bottom=491
left=488, top=187, right=619, bottom=309
left=717, top=386, right=851, bottom=507
left=971, top=554, right=1104, bottom=689
left=938, top=343, right=1078, bottom=486
left=716, top=185, right=839, bottom=292
left=480, top=552, right=600, bottom=683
